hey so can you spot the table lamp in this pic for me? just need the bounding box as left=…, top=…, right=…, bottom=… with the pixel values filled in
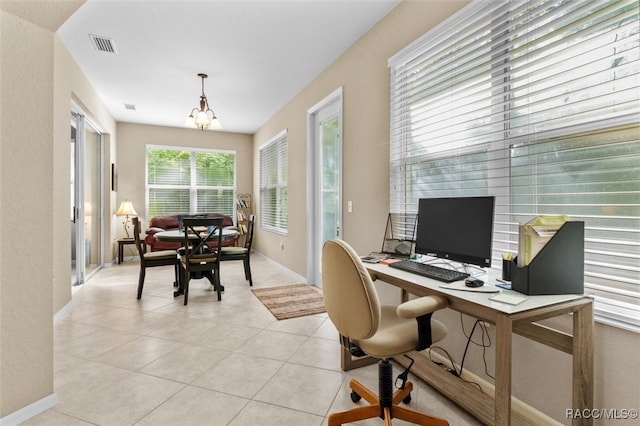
left=115, top=199, right=138, bottom=239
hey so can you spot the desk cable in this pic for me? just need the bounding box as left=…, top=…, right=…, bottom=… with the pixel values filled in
left=459, top=316, right=495, bottom=381
left=426, top=345, right=484, bottom=393
left=426, top=316, right=495, bottom=393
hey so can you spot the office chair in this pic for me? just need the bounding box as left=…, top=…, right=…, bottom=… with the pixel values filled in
left=220, top=214, right=255, bottom=286
left=132, top=217, right=179, bottom=299
left=178, top=217, right=224, bottom=304
left=322, top=239, right=449, bottom=426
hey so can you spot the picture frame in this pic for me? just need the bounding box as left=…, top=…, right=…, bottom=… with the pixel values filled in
left=111, top=163, right=117, bottom=191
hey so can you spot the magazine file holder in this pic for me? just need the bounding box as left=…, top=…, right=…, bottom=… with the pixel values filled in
left=511, top=221, right=584, bottom=295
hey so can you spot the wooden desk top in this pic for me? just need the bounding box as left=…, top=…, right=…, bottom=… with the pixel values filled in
left=365, top=261, right=590, bottom=316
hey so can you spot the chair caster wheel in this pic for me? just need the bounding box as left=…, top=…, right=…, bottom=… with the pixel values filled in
left=350, top=391, right=361, bottom=403
left=403, top=394, right=412, bottom=404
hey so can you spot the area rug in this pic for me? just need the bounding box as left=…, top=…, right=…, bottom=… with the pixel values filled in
left=252, top=284, right=325, bottom=320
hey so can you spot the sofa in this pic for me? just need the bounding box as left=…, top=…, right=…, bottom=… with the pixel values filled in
left=144, top=213, right=237, bottom=252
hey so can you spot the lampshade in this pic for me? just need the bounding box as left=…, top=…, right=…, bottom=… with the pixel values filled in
left=209, top=116, right=222, bottom=129
left=115, top=200, right=137, bottom=216
left=115, top=200, right=137, bottom=239
left=185, top=73, right=222, bottom=131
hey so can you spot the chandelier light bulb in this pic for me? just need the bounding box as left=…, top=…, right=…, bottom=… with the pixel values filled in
left=196, top=110, right=209, bottom=126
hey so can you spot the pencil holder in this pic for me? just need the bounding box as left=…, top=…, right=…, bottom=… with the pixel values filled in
left=502, top=259, right=512, bottom=281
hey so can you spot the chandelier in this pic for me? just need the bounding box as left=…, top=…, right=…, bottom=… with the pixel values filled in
left=185, top=73, right=221, bottom=130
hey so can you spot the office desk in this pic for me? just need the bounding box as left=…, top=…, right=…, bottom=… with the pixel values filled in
left=346, top=263, right=593, bottom=426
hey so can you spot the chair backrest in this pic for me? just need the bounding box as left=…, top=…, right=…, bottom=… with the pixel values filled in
left=244, top=214, right=256, bottom=250
left=149, top=213, right=235, bottom=230
left=182, top=216, right=224, bottom=258
left=322, top=239, right=381, bottom=341
left=132, top=217, right=145, bottom=256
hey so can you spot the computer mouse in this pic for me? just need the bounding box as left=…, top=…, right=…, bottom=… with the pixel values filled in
left=465, top=278, right=484, bottom=288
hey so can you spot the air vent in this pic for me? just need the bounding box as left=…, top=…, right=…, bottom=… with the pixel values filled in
left=89, top=34, right=117, bottom=54
left=124, top=104, right=136, bottom=111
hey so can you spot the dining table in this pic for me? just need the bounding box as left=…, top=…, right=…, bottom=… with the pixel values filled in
left=154, top=228, right=239, bottom=296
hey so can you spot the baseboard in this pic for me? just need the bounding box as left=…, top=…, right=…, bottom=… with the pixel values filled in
left=252, top=250, right=308, bottom=284
left=0, top=393, right=57, bottom=426
left=54, top=300, right=73, bottom=323
left=416, top=351, right=561, bottom=425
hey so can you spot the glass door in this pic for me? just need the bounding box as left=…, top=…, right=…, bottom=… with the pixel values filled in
left=70, top=114, right=80, bottom=285
left=83, top=123, right=102, bottom=277
left=317, top=114, right=341, bottom=244
left=71, top=110, right=103, bottom=285
left=307, top=90, right=342, bottom=287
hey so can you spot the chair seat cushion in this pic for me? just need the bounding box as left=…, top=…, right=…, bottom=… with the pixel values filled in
left=356, top=305, right=447, bottom=358
left=144, top=250, right=177, bottom=260
left=181, top=253, right=218, bottom=264
left=221, top=247, right=247, bottom=255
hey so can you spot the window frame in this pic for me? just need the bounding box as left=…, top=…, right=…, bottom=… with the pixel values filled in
left=145, top=145, right=237, bottom=219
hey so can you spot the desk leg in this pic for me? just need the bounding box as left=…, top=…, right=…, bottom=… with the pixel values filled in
left=401, top=289, right=409, bottom=303
left=573, top=302, right=594, bottom=426
left=495, top=313, right=512, bottom=425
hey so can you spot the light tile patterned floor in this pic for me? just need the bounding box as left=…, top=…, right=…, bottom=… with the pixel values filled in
left=24, top=253, right=481, bottom=425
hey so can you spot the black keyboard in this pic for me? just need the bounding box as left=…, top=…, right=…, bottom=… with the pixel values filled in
left=388, top=260, right=469, bottom=283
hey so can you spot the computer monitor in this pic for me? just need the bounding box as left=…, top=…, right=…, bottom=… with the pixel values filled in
left=415, top=196, right=495, bottom=268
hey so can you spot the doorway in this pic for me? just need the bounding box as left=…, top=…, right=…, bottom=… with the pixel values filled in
left=71, top=110, right=103, bottom=286
left=307, top=88, right=342, bottom=287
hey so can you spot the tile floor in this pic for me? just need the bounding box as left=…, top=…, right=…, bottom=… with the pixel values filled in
left=24, top=253, right=481, bottom=425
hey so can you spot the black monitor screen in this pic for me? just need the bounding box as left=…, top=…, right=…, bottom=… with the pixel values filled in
left=415, top=196, right=495, bottom=268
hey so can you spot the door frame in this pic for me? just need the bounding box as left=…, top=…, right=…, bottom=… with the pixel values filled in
left=71, top=102, right=105, bottom=285
left=306, top=87, right=343, bottom=287
left=71, top=111, right=84, bottom=286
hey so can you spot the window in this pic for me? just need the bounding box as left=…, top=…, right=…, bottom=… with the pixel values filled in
left=389, top=0, right=639, bottom=330
left=260, top=130, right=288, bottom=234
left=146, top=146, right=236, bottom=218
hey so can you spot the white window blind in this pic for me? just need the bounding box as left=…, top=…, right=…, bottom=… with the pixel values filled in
left=389, top=0, right=639, bottom=330
left=146, top=147, right=236, bottom=218
left=260, top=130, right=288, bottom=234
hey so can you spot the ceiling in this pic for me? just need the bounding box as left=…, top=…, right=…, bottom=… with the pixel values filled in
left=58, top=0, right=400, bottom=134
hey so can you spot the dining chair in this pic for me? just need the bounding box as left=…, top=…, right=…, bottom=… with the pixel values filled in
left=322, top=239, right=449, bottom=425
left=178, top=217, right=224, bottom=304
left=220, top=214, right=255, bottom=286
left=132, top=217, right=179, bottom=299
